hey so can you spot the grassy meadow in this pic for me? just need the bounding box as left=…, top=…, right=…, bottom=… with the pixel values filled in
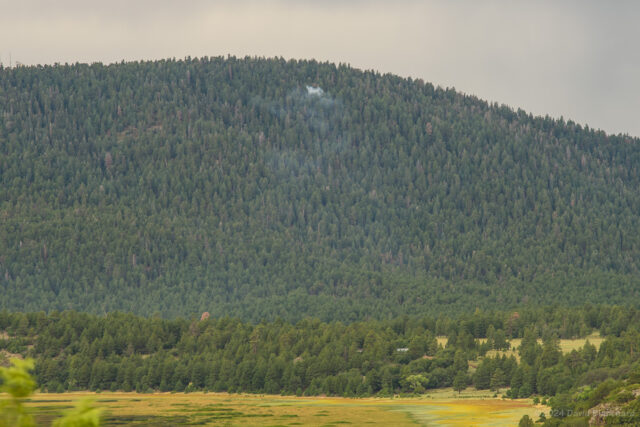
left=485, top=332, right=605, bottom=361
left=21, top=389, right=544, bottom=426
left=437, top=333, right=605, bottom=361
left=13, top=334, right=604, bottom=425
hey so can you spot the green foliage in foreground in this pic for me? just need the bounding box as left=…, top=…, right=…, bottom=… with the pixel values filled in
left=0, top=359, right=36, bottom=427
left=52, top=399, right=101, bottom=427
left=0, top=359, right=102, bottom=427
left=2, top=57, right=640, bottom=320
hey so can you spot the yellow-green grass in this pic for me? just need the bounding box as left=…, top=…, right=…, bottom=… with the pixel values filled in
left=557, top=333, right=605, bottom=353
left=485, top=332, right=604, bottom=360
left=437, top=333, right=604, bottom=360
left=397, top=388, right=545, bottom=427
left=22, top=392, right=413, bottom=426
left=440, top=336, right=488, bottom=349
left=436, top=336, right=448, bottom=348
left=14, top=391, right=544, bottom=426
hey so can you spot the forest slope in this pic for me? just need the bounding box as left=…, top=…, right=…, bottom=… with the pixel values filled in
left=1, top=57, right=639, bottom=320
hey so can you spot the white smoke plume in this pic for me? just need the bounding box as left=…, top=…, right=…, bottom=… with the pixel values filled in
left=306, top=85, right=324, bottom=97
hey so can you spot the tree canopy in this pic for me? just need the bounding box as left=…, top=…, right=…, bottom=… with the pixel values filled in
left=1, top=57, right=639, bottom=320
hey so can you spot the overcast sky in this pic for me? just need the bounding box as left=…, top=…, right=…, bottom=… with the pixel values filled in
left=2, top=0, right=639, bottom=137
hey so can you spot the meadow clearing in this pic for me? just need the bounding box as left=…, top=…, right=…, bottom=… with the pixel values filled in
left=437, top=332, right=605, bottom=361
left=22, top=389, right=544, bottom=426
left=5, top=334, right=604, bottom=426
left=6, top=335, right=601, bottom=425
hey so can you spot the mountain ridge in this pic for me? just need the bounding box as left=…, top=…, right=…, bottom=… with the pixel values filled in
left=1, top=56, right=639, bottom=321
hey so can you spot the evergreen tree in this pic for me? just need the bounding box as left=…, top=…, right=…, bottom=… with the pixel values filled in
left=453, top=371, right=467, bottom=394
left=490, top=368, right=505, bottom=392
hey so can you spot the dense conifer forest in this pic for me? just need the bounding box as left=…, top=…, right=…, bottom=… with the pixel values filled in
left=2, top=307, right=640, bottom=425
left=1, top=57, right=640, bottom=320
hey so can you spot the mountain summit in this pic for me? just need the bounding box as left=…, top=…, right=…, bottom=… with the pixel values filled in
left=1, top=57, right=638, bottom=320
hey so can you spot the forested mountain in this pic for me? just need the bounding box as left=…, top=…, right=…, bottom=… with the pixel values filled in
left=1, top=57, right=639, bottom=320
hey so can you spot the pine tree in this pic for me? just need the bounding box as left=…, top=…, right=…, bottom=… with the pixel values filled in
left=490, top=368, right=505, bottom=392
left=453, top=371, right=467, bottom=394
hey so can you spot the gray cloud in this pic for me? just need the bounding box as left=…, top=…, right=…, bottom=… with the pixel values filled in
left=1, top=0, right=638, bottom=136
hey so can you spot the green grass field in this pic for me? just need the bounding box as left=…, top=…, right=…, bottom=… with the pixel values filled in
left=19, top=390, right=544, bottom=426
left=4, top=333, right=599, bottom=425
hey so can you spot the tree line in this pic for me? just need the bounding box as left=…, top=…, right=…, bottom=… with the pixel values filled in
left=0, top=307, right=638, bottom=409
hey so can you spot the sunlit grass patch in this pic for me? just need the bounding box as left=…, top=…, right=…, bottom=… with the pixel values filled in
left=21, top=391, right=543, bottom=426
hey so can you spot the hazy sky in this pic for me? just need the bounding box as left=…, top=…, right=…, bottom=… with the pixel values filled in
left=2, top=0, right=639, bottom=136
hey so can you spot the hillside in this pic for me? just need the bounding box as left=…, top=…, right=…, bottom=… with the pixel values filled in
left=1, top=57, right=639, bottom=320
